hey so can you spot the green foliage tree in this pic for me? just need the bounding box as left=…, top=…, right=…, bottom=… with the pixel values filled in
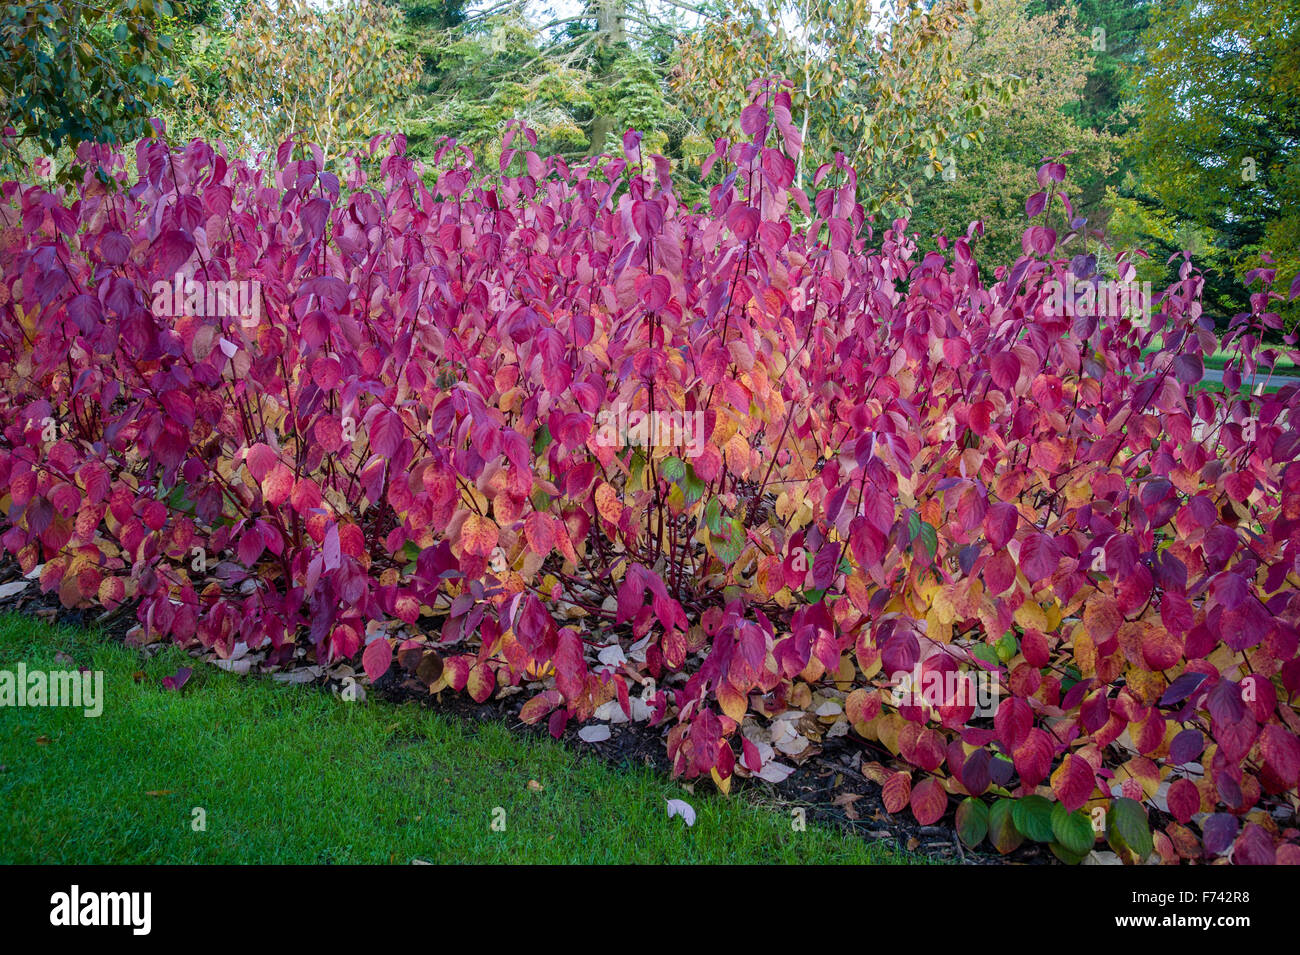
left=1, top=0, right=177, bottom=180
left=169, top=0, right=420, bottom=164
left=154, top=0, right=246, bottom=144
left=908, top=0, right=1118, bottom=267
left=388, top=0, right=470, bottom=158
left=1027, top=0, right=1149, bottom=137
left=672, top=0, right=1015, bottom=217
left=393, top=1, right=690, bottom=170
left=1118, top=0, right=1300, bottom=323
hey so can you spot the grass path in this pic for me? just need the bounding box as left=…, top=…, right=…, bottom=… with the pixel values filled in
left=0, top=613, right=916, bottom=864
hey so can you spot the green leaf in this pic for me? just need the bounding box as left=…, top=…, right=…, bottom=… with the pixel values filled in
left=704, top=497, right=724, bottom=535
left=1107, top=797, right=1154, bottom=862
left=1048, top=841, right=1089, bottom=865
left=531, top=423, right=552, bottom=456
left=1011, top=795, right=1054, bottom=843
left=713, top=517, right=745, bottom=565
left=658, top=455, right=686, bottom=484
left=955, top=797, right=988, bottom=848
left=988, top=798, right=1023, bottom=854
left=680, top=465, right=706, bottom=506
left=916, top=521, right=938, bottom=563
left=1051, top=801, right=1094, bottom=856
left=995, top=631, right=1018, bottom=662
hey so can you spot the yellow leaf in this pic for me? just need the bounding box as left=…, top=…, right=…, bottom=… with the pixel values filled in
left=710, top=767, right=732, bottom=795
left=929, top=584, right=957, bottom=625
left=1013, top=599, right=1048, bottom=632
left=717, top=682, right=748, bottom=723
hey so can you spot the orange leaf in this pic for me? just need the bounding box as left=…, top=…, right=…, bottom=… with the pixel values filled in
left=461, top=514, right=499, bottom=557
left=594, top=481, right=623, bottom=524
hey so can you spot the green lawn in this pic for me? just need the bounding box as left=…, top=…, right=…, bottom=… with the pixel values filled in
left=1141, top=343, right=1297, bottom=375
left=0, top=613, right=914, bottom=864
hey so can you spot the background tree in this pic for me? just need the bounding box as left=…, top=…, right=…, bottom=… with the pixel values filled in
left=155, top=0, right=245, bottom=144
left=393, top=1, right=690, bottom=170
left=171, top=0, right=421, bottom=164
left=1027, top=0, right=1148, bottom=139
left=1, top=0, right=177, bottom=180
left=672, top=0, right=1014, bottom=217
left=389, top=0, right=470, bottom=158
left=1115, top=0, right=1300, bottom=324
left=908, top=0, right=1118, bottom=267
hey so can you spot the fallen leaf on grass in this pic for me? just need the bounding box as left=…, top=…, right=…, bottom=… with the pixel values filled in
left=145, top=790, right=174, bottom=797
left=666, top=798, right=696, bottom=827
left=161, top=667, right=192, bottom=691
left=527, top=779, right=544, bottom=792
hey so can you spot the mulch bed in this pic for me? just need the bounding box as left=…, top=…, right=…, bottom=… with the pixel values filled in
left=0, top=568, right=1052, bottom=865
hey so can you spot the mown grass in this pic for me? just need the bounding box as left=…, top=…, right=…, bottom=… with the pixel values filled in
left=0, top=612, right=918, bottom=864
left=1141, top=343, right=1296, bottom=375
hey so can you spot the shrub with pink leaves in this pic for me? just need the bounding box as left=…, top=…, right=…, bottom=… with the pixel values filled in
left=2, top=82, right=1298, bottom=864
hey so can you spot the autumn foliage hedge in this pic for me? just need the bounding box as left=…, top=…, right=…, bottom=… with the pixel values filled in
left=2, top=84, right=1299, bottom=864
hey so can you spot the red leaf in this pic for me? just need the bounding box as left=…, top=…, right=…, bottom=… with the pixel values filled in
left=261, top=463, right=294, bottom=507
left=443, top=655, right=471, bottom=692
left=882, top=771, right=911, bottom=814
left=362, top=638, right=393, bottom=683
left=726, top=204, right=759, bottom=240
left=467, top=663, right=495, bottom=703
left=910, top=776, right=948, bottom=826
left=1261, top=725, right=1300, bottom=786
left=246, top=442, right=277, bottom=482
left=524, top=512, right=554, bottom=556
left=991, top=352, right=1020, bottom=390
left=636, top=273, right=671, bottom=311
left=1167, top=778, right=1200, bottom=824
left=461, top=514, right=499, bottom=557
left=520, top=690, right=561, bottom=724
left=1012, top=728, right=1053, bottom=788
left=1051, top=753, right=1096, bottom=812
left=984, top=503, right=1018, bottom=548
left=1019, top=533, right=1060, bottom=583
left=995, top=696, right=1033, bottom=750
left=369, top=410, right=405, bottom=458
